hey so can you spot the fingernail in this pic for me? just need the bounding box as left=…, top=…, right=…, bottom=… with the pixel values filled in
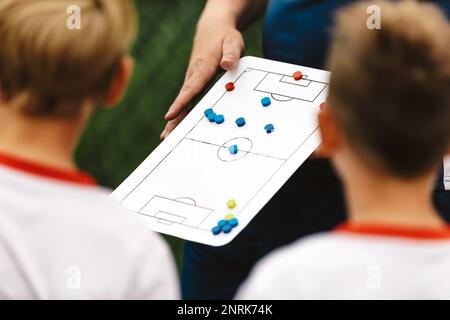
left=165, top=106, right=174, bottom=117
left=222, top=56, right=236, bottom=69
left=220, top=59, right=233, bottom=70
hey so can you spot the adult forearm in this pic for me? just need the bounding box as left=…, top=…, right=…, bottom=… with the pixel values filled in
left=162, top=0, right=267, bottom=138
left=199, top=0, right=267, bottom=30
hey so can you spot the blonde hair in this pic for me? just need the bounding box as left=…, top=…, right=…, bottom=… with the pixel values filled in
left=328, top=0, right=450, bottom=178
left=0, top=0, right=137, bottom=116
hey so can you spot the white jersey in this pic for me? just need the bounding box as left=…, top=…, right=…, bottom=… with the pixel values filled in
left=0, top=153, right=179, bottom=299
left=237, top=224, right=450, bottom=299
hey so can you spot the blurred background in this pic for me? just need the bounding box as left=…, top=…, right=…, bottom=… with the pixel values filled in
left=75, top=0, right=263, bottom=269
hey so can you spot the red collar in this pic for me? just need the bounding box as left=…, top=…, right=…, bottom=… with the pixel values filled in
left=0, top=151, right=97, bottom=187
left=335, top=223, right=450, bottom=240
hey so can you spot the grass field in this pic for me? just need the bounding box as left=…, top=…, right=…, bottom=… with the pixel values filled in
left=75, top=0, right=263, bottom=269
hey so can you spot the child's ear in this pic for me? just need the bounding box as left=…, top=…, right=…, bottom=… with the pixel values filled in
left=103, top=56, right=134, bottom=108
left=317, top=105, right=341, bottom=158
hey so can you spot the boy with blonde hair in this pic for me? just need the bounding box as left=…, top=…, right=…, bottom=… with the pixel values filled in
left=0, top=0, right=178, bottom=299
left=238, top=0, right=450, bottom=299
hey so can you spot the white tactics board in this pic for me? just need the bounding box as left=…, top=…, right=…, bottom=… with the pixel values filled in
left=111, top=57, right=330, bottom=246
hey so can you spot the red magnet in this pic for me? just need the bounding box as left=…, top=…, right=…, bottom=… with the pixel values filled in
left=225, top=82, right=235, bottom=92
left=293, top=71, right=303, bottom=81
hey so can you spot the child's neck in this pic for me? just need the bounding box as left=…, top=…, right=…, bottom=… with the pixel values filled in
left=344, top=167, right=445, bottom=229
left=0, top=104, right=90, bottom=172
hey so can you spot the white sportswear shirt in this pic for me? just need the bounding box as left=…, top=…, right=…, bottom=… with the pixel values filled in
left=0, top=153, right=179, bottom=299
left=237, top=224, right=450, bottom=299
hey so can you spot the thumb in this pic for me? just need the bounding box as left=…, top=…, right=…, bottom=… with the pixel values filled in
left=220, top=33, right=244, bottom=70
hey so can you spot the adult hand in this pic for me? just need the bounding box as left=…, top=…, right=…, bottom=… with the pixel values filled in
left=161, top=20, right=244, bottom=139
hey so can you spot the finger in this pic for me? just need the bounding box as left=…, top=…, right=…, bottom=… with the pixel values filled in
left=220, top=34, right=244, bottom=70
left=160, top=120, right=180, bottom=140
left=165, top=61, right=216, bottom=120
left=160, top=109, right=189, bottom=140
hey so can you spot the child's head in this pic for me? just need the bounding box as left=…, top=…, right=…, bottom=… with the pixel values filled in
left=321, top=0, right=450, bottom=182
left=0, top=0, right=137, bottom=117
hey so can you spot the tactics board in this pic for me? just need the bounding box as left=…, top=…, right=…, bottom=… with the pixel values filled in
left=111, top=56, right=330, bottom=246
